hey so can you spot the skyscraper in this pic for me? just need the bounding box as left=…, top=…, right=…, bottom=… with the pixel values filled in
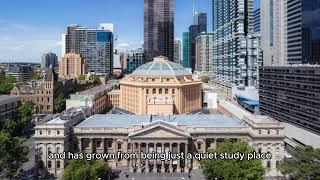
left=41, top=52, right=58, bottom=69
left=212, top=0, right=260, bottom=87
left=253, top=8, right=260, bottom=33
left=195, top=32, right=213, bottom=73
left=65, top=24, right=114, bottom=75
left=260, top=0, right=287, bottom=66
left=182, top=32, right=190, bottom=68
left=144, top=0, right=174, bottom=63
left=174, top=39, right=181, bottom=64
left=59, top=53, right=86, bottom=80
left=189, top=12, right=207, bottom=71
left=287, top=0, right=320, bottom=65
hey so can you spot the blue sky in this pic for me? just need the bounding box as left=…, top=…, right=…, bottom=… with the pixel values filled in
left=0, top=0, right=260, bottom=62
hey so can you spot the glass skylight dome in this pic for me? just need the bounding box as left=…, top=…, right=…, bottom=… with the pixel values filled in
left=131, top=56, right=191, bottom=77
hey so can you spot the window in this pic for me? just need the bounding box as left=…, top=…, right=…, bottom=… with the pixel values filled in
left=165, top=89, right=169, bottom=94
left=39, top=130, right=42, bottom=135
left=276, top=130, right=279, bottom=134
left=146, top=89, right=149, bottom=94
left=267, top=130, right=270, bottom=135
left=172, top=89, right=175, bottom=94
left=108, top=141, right=112, bottom=148
left=276, top=161, right=279, bottom=168
left=267, top=161, right=271, bottom=169
left=118, top=143, right=122, bottom=150
left=258, top=148, right=262, bottom=154
left=197, top=143, right=201, bottom=150
left=48, top=147, right=52, bottom=155
left=48, top=161, right=52, bottom=168
left=159, top=89, right=162, bottom=94
left=97, top=140, right=101, bottom=148
left=152, top=89, right=156, bottom=94
left=57, top=130, right=60, bottom=135
left=57, top=161, right=61, bottom=168
left=259, top=130, right=261, bottom=134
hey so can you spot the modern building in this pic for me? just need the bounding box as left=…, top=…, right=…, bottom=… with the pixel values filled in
left=260, top=0, right=287, bottom=66
left=41, top=52, right=58, bottom=69
left=195, top=32, right=213, bottom=73
left=34, top=100, right=285, bottom=177
left=253, top=8, right=260, bottom=33
left=0, top=95, right=21, bottom=121
left=189, top=12, right=207, bottom=71
left=286, top=0, right=320, bottom=65
left=5, top=64, right=34, bottom=82
left=212, top=0, right=260, bottom=87
left=66, top=83, right=119, bottom=115
left=65, top=24, right=114, bottom=75
left=144, top=0, right=174, bottom=63
left=182, top=32, right=190, bottom=69
left=174, top=39, right=181, bottom=64
left=119, top=56, right=202, bottom=115
left=59, top=53, right=86, bottom=80
left=125, top=48, right=144, bottom=74
left=259, top=65, right=320, bottom=134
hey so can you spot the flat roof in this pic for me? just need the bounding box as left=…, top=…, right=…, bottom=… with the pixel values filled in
left=0, top=95, right=20, bottom=104
left=76, top=114, right=151, bottom=128
left=75, top=114, right=244, bottom=128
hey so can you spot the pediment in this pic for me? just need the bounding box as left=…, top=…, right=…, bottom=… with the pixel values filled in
left=129, top=121, right=190, bottom=139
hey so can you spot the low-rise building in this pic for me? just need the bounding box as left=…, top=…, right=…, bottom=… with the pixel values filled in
left=0, top=95, right=21, bottom=121
left=5, top=64, right=34, bottom=82
left=66, top=83, right=118, bottom=115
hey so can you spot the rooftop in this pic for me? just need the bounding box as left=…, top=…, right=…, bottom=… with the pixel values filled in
left=131, top=56, right=191, bottom=77
left=0, top=95, right=20, bottom=104
left=75, top=114, right=244, bottom=128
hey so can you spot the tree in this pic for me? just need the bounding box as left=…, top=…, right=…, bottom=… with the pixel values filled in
left=0, top=132, right=28, bottom=178
left=54, top=93, right=66, bottom=113
left=63, top=159, right=111, bottom=180
left=77, top=75, right=86, bottom=81
left=17, top=102, right=33, bottom=128
left=278, top=145, right=320, bottom=180
left=0, top=70, right=5, bottom=83
left=31, top=73, right=43, bottom=80
left=0, top=75, right=17, bottom=94
left=201, top=140, right=265, bottom=180
left=201, top=76, right=210, bottom=83
left=0, top=120, right=19, bottom=136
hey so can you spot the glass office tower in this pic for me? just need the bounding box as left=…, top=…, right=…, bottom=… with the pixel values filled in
left=144, top=0, right=174, bottom=63
left=287, top=0, right=320, bottom=64
left=182, top=32, right=190, bottom=68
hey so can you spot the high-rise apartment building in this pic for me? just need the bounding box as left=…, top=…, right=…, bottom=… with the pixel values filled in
left=41, top=52, right=58, bottom=69
left=189, top=13, right=207, bottom=71
left=259, top=65, right=320, bottom=134
left=195, top=32, right=213, bottom=73
left=174, top=39, right=181, bottom=64
left=144, top=0, right=174, bottom=63
left=65, top=24, right=114, bottom=76
left=253, top=8, right=260, bottom=33
left=212, top=0, right=259, bottom=87
left=182, top=32, right=190, bottom=69
left=59, top=53, right=86, bottom=80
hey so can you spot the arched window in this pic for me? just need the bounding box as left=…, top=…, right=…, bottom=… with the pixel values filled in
left=152, top=89, right=156, bottom=94
left=146, top=89, right=149, bottom=94
left=159, top=89, right=162, bottom=94
left=57, top=161, right=61, bottom=168
left=57, top=130, right=60, bottom=135
left=39, top=130, right=43, bottom=135
left=165, top=89, right=169, bottom=94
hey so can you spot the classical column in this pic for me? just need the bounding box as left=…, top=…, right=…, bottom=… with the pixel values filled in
left=153, top=143, right=157, bottom=173
left=145, top=143, right=149, bottom=173
left=78, top=138, right=82, bottom=152
left=169, top=142, right=173, bottom=172
left=184, top=143, right=188, bottom=173
left=113, top=139, right=117, bottom=168
left=89, top=138, right=93, bottom=153
left=177, top=143, right=181, bottom=173
left=129, top=143, right=134, bottom=173
left=101, top=138, right=105, bottom=153
left=137, top=143, right=142, bottom=173
left=161, top=143, right=165, bottom=173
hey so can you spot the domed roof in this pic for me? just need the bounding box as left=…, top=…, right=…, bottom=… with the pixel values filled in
left=131, top=56, right=191, bottom=77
